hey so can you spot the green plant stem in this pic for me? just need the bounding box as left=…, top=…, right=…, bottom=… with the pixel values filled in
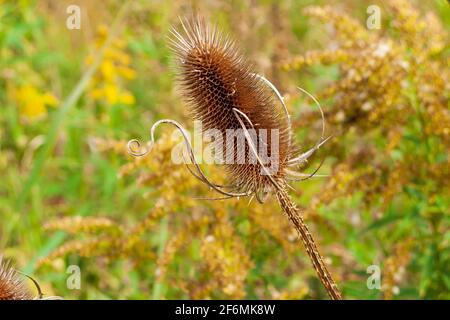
left=16, top=2, right=131, bottom=212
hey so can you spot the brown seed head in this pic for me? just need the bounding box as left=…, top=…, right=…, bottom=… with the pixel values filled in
left=169, top=18, right=291, bottom=195
left=0, top=257, right=32, bottom=300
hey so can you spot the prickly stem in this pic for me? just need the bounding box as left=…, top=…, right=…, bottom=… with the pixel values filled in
left=276, top=186, right=342, bottom=300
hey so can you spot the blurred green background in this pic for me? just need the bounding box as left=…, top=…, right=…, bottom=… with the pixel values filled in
left=0, top=0, right=449, bottom=299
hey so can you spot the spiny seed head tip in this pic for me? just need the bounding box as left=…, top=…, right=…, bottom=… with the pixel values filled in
left=169, top=17, right=292, bottom=195
left=0, top=257, right=32, bottom=300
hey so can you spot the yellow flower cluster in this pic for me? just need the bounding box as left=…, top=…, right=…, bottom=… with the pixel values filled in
left=87, top=25, right=136, bottom=106
left=382, top=239, right=414, bottom=299
left=284, top=1, right=449, bottom=207
left=38, top=214, right=154, bottom=267
left=200, top=210, right=253, bottom=298
left=281, top=1, right=448, bottom=299
left=43, top=216, right=121, bottom=235
left=283, top=2, right=449, bottom=133
left=13, top=85, right=58, bottom=118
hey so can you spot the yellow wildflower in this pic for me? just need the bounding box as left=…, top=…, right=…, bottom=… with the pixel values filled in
left=87, top=25, right=136, bottom=107
left=119, top=91, right=135, bottom=105
left=117, top=66, right=136, bottom=80
left=103, top=84, right=119, bottom=105
left=14, top=85, right=58, bottom=118
left=100, top=60, right=115, bottom=82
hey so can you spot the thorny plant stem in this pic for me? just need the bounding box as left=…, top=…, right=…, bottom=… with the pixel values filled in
left=276, top=186, right=342, bottom=300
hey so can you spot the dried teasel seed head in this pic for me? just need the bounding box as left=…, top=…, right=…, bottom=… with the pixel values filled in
left=0, top=257, right=33, bottom=300
left=169, top=17, right=291, bottom=195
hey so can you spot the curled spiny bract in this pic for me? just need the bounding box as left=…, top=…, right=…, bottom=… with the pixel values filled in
left=0, top=257, right=32, bottom=300
left=169, top=18, right=291, bottom=196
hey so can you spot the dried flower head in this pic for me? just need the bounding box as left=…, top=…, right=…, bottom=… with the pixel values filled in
left=0, top=257, right=32, bottom=300
left=169, top=17, right=292, bottom=198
